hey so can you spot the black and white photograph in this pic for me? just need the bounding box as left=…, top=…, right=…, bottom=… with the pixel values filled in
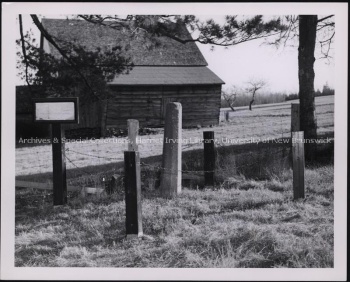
left=1, top=2, right=348, bottom=281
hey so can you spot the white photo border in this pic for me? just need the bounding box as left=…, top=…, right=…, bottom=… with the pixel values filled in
left=1, top=2, right=347, bottom=281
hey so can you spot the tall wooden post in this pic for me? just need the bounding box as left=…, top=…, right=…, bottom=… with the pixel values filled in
left=124, top=151, right=143, bottom=238
left=51, top=123, right=67, bottom=205
left=291, top=104, right=300, bottom=138
left=292, top=131, right=305, bottom=199
left=204, top=131, right=215, bottom=186
left=127, top=119, right=139, bottom=151
left=160, top=102, right=182, bottom=197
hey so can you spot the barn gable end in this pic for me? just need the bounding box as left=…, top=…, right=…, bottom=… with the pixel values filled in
left=39, top=17, right=225, bottom=131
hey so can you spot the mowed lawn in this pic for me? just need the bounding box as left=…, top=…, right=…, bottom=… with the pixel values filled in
left=15, top=95, right=334, bottom=176
left=15, top=165, right=333, bottom=267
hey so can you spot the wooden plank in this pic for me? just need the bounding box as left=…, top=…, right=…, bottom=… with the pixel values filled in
left=292, top=131, right=305, bottom=199
left=182, top=173, right=203, bottom=181
left=15, top=180, right=104, bottom=194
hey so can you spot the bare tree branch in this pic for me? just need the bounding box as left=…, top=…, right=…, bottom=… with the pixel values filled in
left=76, top=15, right=287, bottom=48
left=317, top=15, right=334, bottom=22
left=318, top=31, right=335, bottom=60
left=246, top=79, right=267, bottom=111
left=222, top=88, right=239, bottom=111
left=19, top=14, right=33, bottom=93
left=317, top=22, right=335, bottom=31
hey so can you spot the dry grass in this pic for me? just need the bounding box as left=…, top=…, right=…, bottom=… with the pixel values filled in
left=15, top=165, right=333, bottom=268
left=15, top=95, right=334, bottom=267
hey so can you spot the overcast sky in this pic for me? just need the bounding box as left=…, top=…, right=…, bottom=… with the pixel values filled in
left=16, top=13, right=335, bottom=94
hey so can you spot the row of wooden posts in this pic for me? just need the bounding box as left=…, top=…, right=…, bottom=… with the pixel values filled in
left=40, top=101, right=304, bottom=238
left=124, top=103, right=216, bottom=238
left=124, top=102, right=305, bottom=237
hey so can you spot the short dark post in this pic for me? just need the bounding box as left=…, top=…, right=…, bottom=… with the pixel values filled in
left=124, top=151, right=143, bottom=238
left=203, top=131, right=215, bottom=186
left=292, top=131, right=305, bottom=199
left=51, top=123, right=67, bottom=205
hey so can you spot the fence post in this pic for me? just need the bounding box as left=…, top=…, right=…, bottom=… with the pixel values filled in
left=291, top=104, right=300, bottom=139
left=160, top=102, right=182, bottom=197
left=204, top=131, right=215, bottom=186
left=51, top=123, right=67, bottom=205
left=292, top=131, right=305, bottom=200
left=124, top=151, right=143, bottom=238
left=127, top=119, right=139, bottom=151
left=225, top=111, right=230, bottom=122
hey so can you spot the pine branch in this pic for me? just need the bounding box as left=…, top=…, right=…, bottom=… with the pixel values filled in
left=30, top=14, right=100, bottom=100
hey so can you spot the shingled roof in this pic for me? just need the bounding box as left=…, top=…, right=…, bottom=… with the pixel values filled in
left=110, top=66, right=224, bottom=85
left=41, top=18, right=208, bottom=66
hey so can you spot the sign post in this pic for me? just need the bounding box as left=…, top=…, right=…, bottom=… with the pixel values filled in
left=33, top=97, right=79, bottom=205
left=51, top=123, right=67, bottom=205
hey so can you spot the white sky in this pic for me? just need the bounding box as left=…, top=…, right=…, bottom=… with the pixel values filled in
left=16, top=13, right=335, bottom=94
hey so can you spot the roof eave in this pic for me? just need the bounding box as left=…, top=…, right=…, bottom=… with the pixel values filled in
left=107, top=82, right=225, bottom=86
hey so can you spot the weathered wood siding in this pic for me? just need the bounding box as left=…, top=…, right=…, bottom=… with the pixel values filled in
left=106, top=85, right=222, bottom=128
left=65, top=100, right=101, bottom=130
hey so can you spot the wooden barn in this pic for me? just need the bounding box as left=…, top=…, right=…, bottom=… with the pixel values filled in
left=37, top=18, right=225, bottom=135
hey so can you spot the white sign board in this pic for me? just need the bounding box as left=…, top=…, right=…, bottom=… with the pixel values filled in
left=33, top=98, right=79, bottom=123
left=35, top=102, right=75, bottom=121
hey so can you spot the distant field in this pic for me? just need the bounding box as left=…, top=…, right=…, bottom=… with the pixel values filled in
left=16, top=95, right=334, bottom=177
left=220, top=95, right=334, bottom=112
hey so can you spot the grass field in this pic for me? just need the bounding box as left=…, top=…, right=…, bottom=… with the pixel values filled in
left=15, top=95, right=334, bottom=268
left=15, top=165, right=334, bottom=267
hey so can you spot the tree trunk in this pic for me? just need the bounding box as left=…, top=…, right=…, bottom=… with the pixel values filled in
left=249, top=99, right=254, bottom=111
left=100, top=99, right=108, bottom=137
left=298, top=15, right=318, bottom=162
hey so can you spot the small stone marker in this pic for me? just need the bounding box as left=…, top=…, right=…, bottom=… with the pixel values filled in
left=124, top=151, right=143, bottom=238
left=127, top=119, right=139, bottom=151
left=160, top=102, right=182, bottom=197
left=105, top=174, right=122, bottom=194
left=292, top=131, right=305, bottom=199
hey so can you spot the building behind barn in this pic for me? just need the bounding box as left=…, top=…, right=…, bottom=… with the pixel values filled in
left=17, top=18, right=225, bottom=138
